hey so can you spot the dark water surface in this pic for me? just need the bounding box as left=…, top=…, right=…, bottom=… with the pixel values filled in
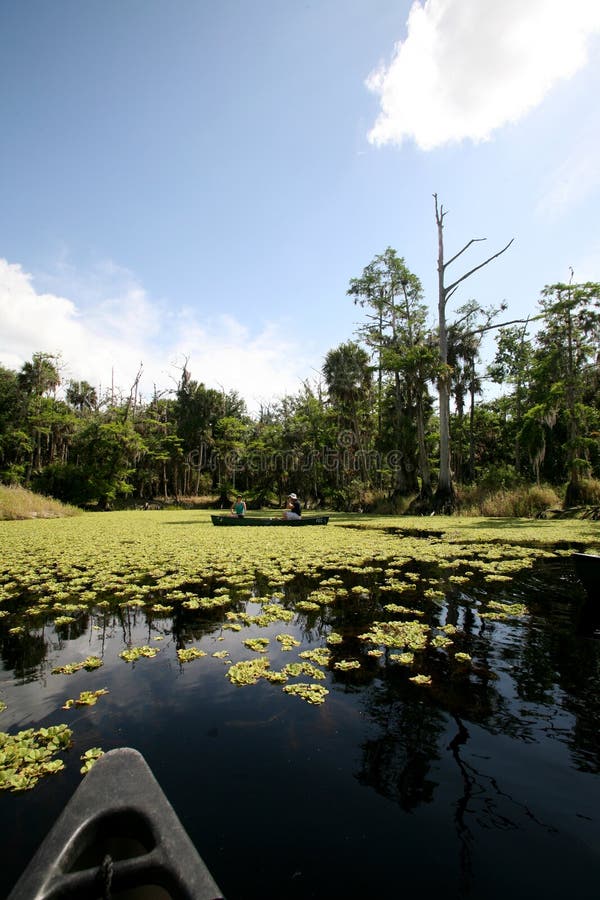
left=1, top=554, right=600, bottom=898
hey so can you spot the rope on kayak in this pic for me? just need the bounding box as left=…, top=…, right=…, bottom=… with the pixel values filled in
left=99, top=853, right=114, bottom=899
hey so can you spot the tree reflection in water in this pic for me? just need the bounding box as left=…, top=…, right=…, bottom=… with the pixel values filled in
left=354, top=558, right=600, bottom=895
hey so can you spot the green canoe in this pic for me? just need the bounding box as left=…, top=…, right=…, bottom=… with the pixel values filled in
left=211, top=514, right=329, bottom=526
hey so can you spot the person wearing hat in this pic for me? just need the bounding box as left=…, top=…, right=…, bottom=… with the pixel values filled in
left=284, top=493, right=301, bottom=520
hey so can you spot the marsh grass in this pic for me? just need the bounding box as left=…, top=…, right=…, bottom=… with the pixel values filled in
left=0, top=485, right=81, bottom=521
left=572, top=478, right=600, bottom=505
left=458, top=483, right=562, bottom=518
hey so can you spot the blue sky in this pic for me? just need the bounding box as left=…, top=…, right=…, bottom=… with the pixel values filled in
left=1, top=0, right=599, bottom=413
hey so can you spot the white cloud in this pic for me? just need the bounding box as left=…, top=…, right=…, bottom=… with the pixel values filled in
left=367, top=0, right=600, bottom=149
left=0, top=258, right=309, bottom=413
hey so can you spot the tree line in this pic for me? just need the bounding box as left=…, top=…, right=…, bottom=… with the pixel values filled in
left=2, top=209, right=599, bottom=513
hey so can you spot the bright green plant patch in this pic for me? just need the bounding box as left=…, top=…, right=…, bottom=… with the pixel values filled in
left=283, top=683, right=329, bottom=705
left=0, top=725, right=72, bottom=791
left=177, top=648, right=207, bottom=663
left=80, top=747, right=104, bottom=774
left=120, top=646, right=161, bottom=662
left=63, top=689, right=109, bottom=709
left=52, top=656, right=103, bottom=675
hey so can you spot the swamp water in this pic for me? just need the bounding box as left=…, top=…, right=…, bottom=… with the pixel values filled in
left=1, top=512, right=599, bottom=898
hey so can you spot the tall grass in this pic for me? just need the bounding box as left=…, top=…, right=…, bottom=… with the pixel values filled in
left=0, top=485, right=81, bottom=520
left=569, top=478, right=600, bottom=506
left=458, top=483, right=562, bottom=518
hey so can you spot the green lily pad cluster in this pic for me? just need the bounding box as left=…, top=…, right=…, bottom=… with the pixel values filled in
left=282, top=661, right=326, bottom=680
left=80, top=747, right=104, bottom=774
left=63, top=689, right=109, bottom=709
left=52, top=656, right=103, bottom=675
left=480, top=600, right=529, bottom=621
left=299, top=647, right=331, bottom=666
left=409, top=674, right=432, bottom=686
left=227, top=658, right=271, bottom=685
left=276, top=633, right=301, bottom=651
left=0, top=725, right=72, bottom=792
left=177, top=647, right=207, bottom=663
left=359, top=620, right=430, bottom=651
left=120, top=646, right=161, bottom=662
left=283, top=683, right=329, bottom=705
left=243, top=638, right=270, bottom=653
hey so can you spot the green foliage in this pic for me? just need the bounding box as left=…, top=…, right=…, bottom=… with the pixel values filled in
left=52, top=656, right=103, bottom=675
left=63, top=689, right=109, bottom=709
left=282, top=683, right=329, bottom=705
left=177, top=647, right=207, bottom=663
left=2, top=265, right=600, bottom=515
left=0, top=724, right=72, bottom=792
left=80, top=747, right=104, bottom=775
left=120, top=646, right=161, bottom=662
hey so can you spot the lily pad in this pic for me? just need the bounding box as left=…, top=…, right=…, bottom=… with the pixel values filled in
left=283, top=683, right=329, bottom=705
left=63, top=689, right=109, bottom=709
left=0, top=724, right=72, bottom=792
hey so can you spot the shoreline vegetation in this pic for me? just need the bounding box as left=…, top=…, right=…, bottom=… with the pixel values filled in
left=0, top=489, right=598, bottom=553
left=0, top=485, right=80, bottom=521
left=2, top=277, right=599, bottom=520
left=2, top=483, right=600, bottom=524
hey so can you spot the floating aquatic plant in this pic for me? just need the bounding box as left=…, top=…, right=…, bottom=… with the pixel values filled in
left=227, top=658, right=271, bottom=685
left=409, top=674, right=432, bottom=686
left=383, top=604, right=424, bottom=616
left=283, top=683, right=329, bottom=705
left=326, top=632, right=343, bottom=646
left=359, top=620, right=429, bottom=651
left=276, top=634, right=300, bottom=651
left=120, top=646, right=160, bottom=662
left=177, top=648, right=207, bottom=663
left=52, top=656, right=103, bottom=675
left=480, top=600, right=528, bottom=621
left=334, top=660, right=360, bottom=671
left=243, top=638, right=270, bottom=653
left=390, top=652, right=414, bottom=665
left=63, top=689, right=109, bottom=709
left=282, top=661, right=326, bottom=680
left=431, top=635, right=454, bottom=649
left=80, top=747, right=104, bottom=774
left=151, top=603, right=173, bottom=614
left=454, top=652, right=472, bottom=663
left=299, top=647, right=331, bottom=666
left=0, top=724, right=72, bottom=792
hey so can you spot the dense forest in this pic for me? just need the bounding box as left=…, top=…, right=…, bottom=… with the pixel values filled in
left=1, top=248, right=599, bottom=514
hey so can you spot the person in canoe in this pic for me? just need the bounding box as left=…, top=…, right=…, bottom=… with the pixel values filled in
left=231, top=495, right=247, bottom=517
left=283, top=492, right=301, bottom=520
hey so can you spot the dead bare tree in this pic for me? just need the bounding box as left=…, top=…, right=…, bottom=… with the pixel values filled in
left=434, top=194, right=513, bottom=512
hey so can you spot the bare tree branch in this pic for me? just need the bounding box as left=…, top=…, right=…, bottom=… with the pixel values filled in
left=463, top=313, right=542, bottom=339
left=444, top=238, right=487, bottom=271
left=445, top=239, right=514, bottom=296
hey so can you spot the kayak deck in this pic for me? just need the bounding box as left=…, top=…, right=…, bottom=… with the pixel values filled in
left=8, top=747, right=224, bottom=900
